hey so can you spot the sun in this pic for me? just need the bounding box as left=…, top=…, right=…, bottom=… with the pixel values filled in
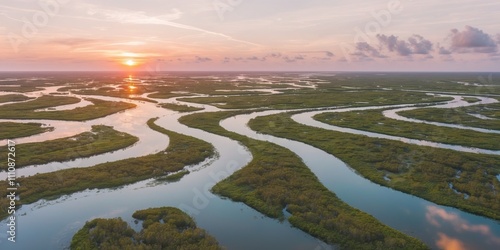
left=124, top=59, right=136, bottom=66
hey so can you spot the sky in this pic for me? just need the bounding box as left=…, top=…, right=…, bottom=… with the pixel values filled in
left=0, top=0, right=499, bottom=71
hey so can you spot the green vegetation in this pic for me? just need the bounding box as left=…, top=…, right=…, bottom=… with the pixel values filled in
left=311, top=72, right=500, bottom=96
left=0, top=95, right=136, bottom=121
left=70, top=87, right=158, bottom=103
left=462, top=97, right=481, bottom=103
left=159, top=103, right=204, bottom=112
left=180, top=91, right=451, bottom=110
left=314, top=109, right=500, bottom=150
left=70, top=207, right=221, bottom=250
left=2, top=95, right=80, bottom=109
left=249, top=113, right=500, bottom=221
left=180, top=111, right=427, bottom=250
left=400, top=104, right=500, bottom=130
left=0, top=125, right=138, bottom=170
left=0, top=122, right=52, bottom=139
left=0, top=118, right=215, bottom=220
left=157, top=170, right=190, bottom=182
left=0, top=86, right=42, bottom=92
left=0, top=94, right=32, bottom=103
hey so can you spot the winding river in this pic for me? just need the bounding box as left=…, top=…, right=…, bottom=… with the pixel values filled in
left=0, top=87, right=326, bottom=249
left=220, top=102, right=500, bottom=249
left=1, top=84, right=499, bottom=249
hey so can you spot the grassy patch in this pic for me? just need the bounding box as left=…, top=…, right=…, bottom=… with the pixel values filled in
left=159, top=103, right=203, bottom=112
left=0, top=95, right=136, bottom=121
left=0, top=94, right=33, bottom=103
left=180, top=111, right=427, bottom=250
left=400, top=104, right=500, bottom=130
left=180, top=90, right=451, bottom=110
left=71, top=87, right=158, bottom=103
left=0, top=125, right=138, bottom=170
left=156, top=170, right=190, bottom=182
left=0, top=87, right=42, bottom=92
left=462, top=97, right=481, bottom=103
left=315, top=109, right=500, bottom=150
left=249, top=113, right=500, bottom=221
left=70, top=207, right=221, bottom=250
left=1, top=95, right=80, bottom=109
left=0, top=122, right=52, bottom=140
left=0, top=118, right=215, bottom=220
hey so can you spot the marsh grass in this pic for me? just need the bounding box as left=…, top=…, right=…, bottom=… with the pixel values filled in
left=0, top=95, right=136, bottom=121
left=159, top=103, right=203, bottom=112
left=0, top=118, right=215, bottom=220
left=315, top=109, right=500, bottom=150
left=249, top=113, right=500, bottom=221
left=0, top=125, right=139, bottom=170
left=180, top=91, right=451, bottom=110
left=70, top=207, right=221, bottom=250
left=0, top=122, right=51, bottom=140
left=180, top=111, right=427, bottom=250
left=0, top=94, right=33, bottom=103
left=400, top=103, right=500, bottom=130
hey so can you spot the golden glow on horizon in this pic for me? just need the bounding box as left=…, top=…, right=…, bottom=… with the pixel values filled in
left=124, top=59, right=136, bottom=66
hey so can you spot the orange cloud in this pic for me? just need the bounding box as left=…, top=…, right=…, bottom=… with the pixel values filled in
left=436, top=233, right=466, bottom=250
left=426, top=206, right=500, bottom=246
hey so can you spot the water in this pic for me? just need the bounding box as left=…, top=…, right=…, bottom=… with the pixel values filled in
left=383, top=95, right=500, bottom=134
left=1, top=77, right=499, bottom=249
left=0, top=86, right=325, bottom=249
left=468, top=113, right=498, bottom=120
left=221, top=110, right=500, bottom=250
left=0, top=96, right=171, bottom=178
left=294, top=102, right=500, bottom=155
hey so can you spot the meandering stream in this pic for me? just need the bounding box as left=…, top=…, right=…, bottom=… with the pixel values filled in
left=1, top=85, right=499, bottom=249
left=0, top=87, right=326, bottom=249
left=221, top=105, right=500, bottom=249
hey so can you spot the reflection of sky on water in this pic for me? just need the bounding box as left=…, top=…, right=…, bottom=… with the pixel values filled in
left=436, top=233, right=467, bottom=250
left=426, top=206, right=500, bottom=249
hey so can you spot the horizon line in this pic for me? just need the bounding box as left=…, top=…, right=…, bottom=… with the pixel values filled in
left=0, top=70, right=499, bottom=73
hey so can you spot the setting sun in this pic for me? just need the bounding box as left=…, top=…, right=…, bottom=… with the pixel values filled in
left=124, top=59, right=136, bottom=66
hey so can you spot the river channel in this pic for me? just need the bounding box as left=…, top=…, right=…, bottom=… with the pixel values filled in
left=1, top=86, right=499, bottom=249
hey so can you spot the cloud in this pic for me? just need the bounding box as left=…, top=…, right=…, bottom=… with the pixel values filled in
left=436, top=233, right=467, bottom=250
left=377, top=34, right=433, bottom=56
left=426, top=206, right=500, bottom=245
left=85, top=5, right=260, bottom=47
left=297, top=51, right=334, bottom=57
left=195, top=56, right=212, bottom=63
left=325, top=51, right=334, bottom=57
left=283, top=55, right=305, bottom=63
left=268, top=53, right=282, bottom=58
left=438, top=45, right=452, bottom=55
left=48, top=38, right=96, bottom=46
left=352, top=42, right=386, bottom=59
left=346, top=34, right=433, bottom=61
left=377, top=34, right=411, bottom=56
left=262, top=53, right=283, bottom=61
left=408, top=35, right=433, bottom=54
left=449, top=26, right=497, bottom=53
left=246, top=56, right=265, bottom=61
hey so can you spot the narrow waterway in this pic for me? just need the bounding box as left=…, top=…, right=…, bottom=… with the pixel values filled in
left=1, top=84, right=499, bottom=249
left=221, top=108, right=500, bottom=249
left=383, top=95, right=500, bottom=134
left=0, top=87, right=327, bottom=249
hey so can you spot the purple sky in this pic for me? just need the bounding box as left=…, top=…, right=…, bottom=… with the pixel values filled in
left=0, top=0, right=499, bottom=71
